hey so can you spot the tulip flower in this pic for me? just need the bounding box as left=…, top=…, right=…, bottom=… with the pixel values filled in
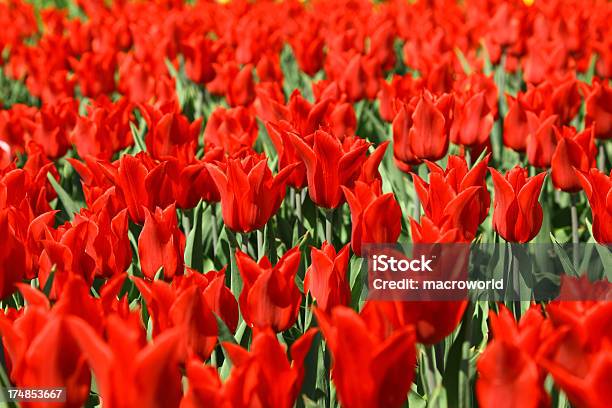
left=223, top=329, right=317, bottom=408
left=0, top=209, right=26, bottom=299
left=526, top=113, right=558, bottom=168
left=392, top=91, right=453, bottom=171
left=490, top=166, right=547, bottom=243
left=450, top=91, right=494, bottom=151
left=550, top=126, right=597, bottom=192
left=412, top=155, right=490, bottom=240
left=137, top=204, right=186, bottom=280
left=203, top=106, right=257, bottom=155
left=68, top=316, right=184, bottom=408
left=134, top=278, right=219, bottom=361
left=289, top=130, right=369, bottom=209
left=0, top=278, right=103, bottom=408
left=315, top=306, right=417, bottom=408
left=584, top=79, right=612, bottom=140
left=235, top=247, right=302, bottom=332
left=341, top=180, right=402, bottom=256
left=141, top=103, right=202, bottom=164
left=577, top=169, right=612, bottom=244
left=503, top=95, right=532, bottom=152
left=205, top=154, right=297, bottom=233
left=304, top=241, right=351, bottom=313
left=477, top=305, right=551, bottom=408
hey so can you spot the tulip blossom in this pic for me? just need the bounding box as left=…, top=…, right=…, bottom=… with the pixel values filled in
left=342, top=180, right=402, bottom=256
left=392, top=92, right=454, bottom=172
left=503, top=95, right=532, bottom=152
left=450, top=91, right=494, bottom=152
left=134, top=276, right=222, bottom=361
left=0, top=278, right=103, bottom=408
left=490, top=166, right=547, bottom=243
left=476, top=305, right=552, bottom=408
left=289, top=130, right=370, bottom=208
left=235, top=247, right=302, bottom=332
left=205, top=154, right=297, bottom=233
left=550, top=126, right=597, bottom=192
left=526, top=113, right=558, bottom=168
left=68, top=315, right=183, bottom=408
left=0, top=209, right=26, bottom=299
left=584, top=79, right=612, bottom=140
left=315, top=306, right=417, bottom=408
left=137, top=204, right=186, bottom=280
left=203, top=106, right=258, bottom=155
left=412, top=155, right=490, bottom=240
left=577, top=169, right=612, bottom=244
left=304, top=241, right=351, bottom=313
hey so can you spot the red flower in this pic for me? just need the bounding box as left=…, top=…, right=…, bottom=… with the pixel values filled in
left=450, top=91, right=494, bottom=151
left=577, top=169, right=612, bottom=244
left=0, top=209, right=26, bottom=299
left=68, top=316, right=183, bottom=408
left=203, top=106, right=257, bottom=155
left=304, top=241, right=351, bottom=313
left=477, top=305, right=551, bottom=408
left=137, top=204, right=186, bottom=280
left=526, top=114, right=558, bottom=169
left=551, top=126, right=597, bottom=192
left=503, top=95, right=532, bottom=153
left=235, top=247, right=302, bottom=332
left=222, top=329, right=317, bottom=408
left=71, top=96, right=134, bottom=160
left=342, top=180, right=402, bottom=256
left=392, top=91, right=453, bottom=171
left=141, top=103, right=202, bottom=164
left=490, top=166, right=547, bottom=243
left=289, top=130, right=370, bottom=209
left=205, top=154, right=296, bottom=233
left=315, top=306, right=417, bottom=408
left=584, top=79, right=612, bottom=140
left=412, top=155, right=490, bottom=241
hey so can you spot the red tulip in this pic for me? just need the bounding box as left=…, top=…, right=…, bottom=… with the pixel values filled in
left=205, top=154, right=296, bottom=233
left=584, top=79, right=612, bottom=140
left=203, top=106, right=257, bottom=155
left=0, top=278, right=103, bottom=408
left=503, top=95, right=532, bottom=153
left=222, top=329, right=318, bottom=408
left=477, top=305, right=551, bottom=408
left=342, top=180, right=402, bottom=256
left=392, top=91, right=453, bottom=171
left=450, top=91, right=494, bottom=151
left=68, top=316, right=183, bottom=408
left=71, top=96, right=133, bottom=160
left=0, top=209, right=26, bottom=299
left=526, top=113, right=558, bottom=168
left=412, top=155, right=490, bottom=240
left=289, top=130, right=369, bottom=208
left=551, top=126, right=597, bottom=192
left=361, top=299, right=468, bottom=345
left=141, top=103, right=202, bottom=164
left=490, top=166, right=547, bottom=243
left=577, top=169, right=612, bottom=244
left=134, top=277, right=219, bottom=361
left=315, top=306, right=417, bottom=408
left=304, top=241, right=351, bottom=313
left=137, top=204, right=186, bottom=280
left=235, top=246, right=302, bottom=332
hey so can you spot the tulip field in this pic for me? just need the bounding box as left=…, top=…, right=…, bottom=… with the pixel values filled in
left=0, top=0, right=611, bottom=407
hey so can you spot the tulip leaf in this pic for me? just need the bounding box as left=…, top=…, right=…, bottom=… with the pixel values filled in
left=47, top=172, right=82, bottom=219
left=550, top=234, right=578, bottom=276
left=185, top=201, right=204, bottom=270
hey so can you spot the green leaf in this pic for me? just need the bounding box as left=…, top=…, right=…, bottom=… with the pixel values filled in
left=47, top=172, right=82, bottom=218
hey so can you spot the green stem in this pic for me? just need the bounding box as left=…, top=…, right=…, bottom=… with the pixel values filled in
left=325, top=209, right=334, bottom=244
left=211, top=204, right=218, bottom=257
left=570, top=194, right=579, bottom=269
left=256, top=229, right=264, bottom=261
